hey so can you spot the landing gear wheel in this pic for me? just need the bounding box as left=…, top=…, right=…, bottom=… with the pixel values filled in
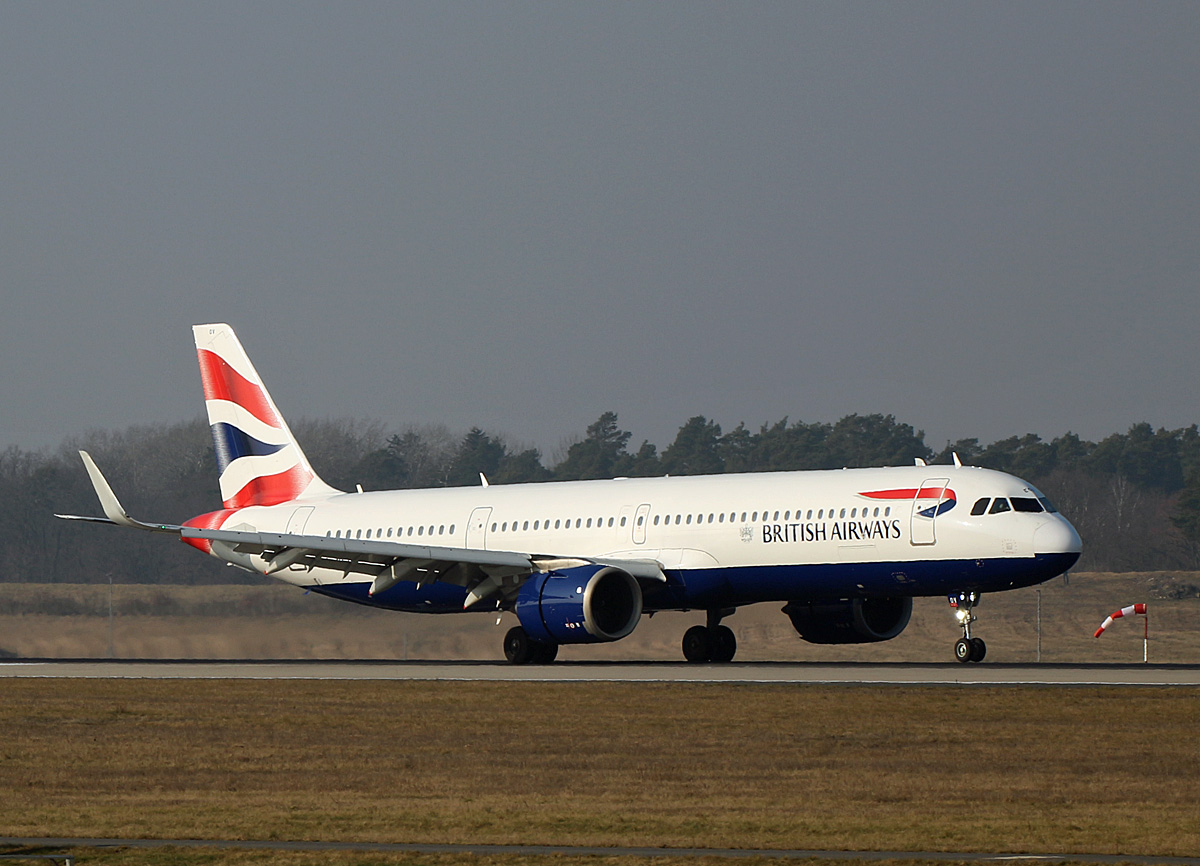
left=969, top=637, right=987, bottom=663
left=710, top=625, right=737, bottom=663
left=504, top=626, right=534, bottom=665
left=682, top=625, right=712, bottom=662
left=531, top=641, right=559, bottom=664
left=954, top=637, right=972, bottom=663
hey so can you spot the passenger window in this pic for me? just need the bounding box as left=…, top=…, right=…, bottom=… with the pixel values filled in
left=686, top=514, right=693, bottom=525
left=533, top=520, right=539, bottom=530
left=654, top=515, right=660, bottom=525
left=449, top=525, right=455, bottom=534
left=1011, top=497, right=1044, bottom=513
left=971, top=498, right=990, bottom=516
left=773, top=511, right=780, bottom=521
left=586, top=518, right=592, bottom=529
left=356, top=529, right=362, bottom=539
left=608, top=517, right=614, bottom=527
left=840, top=508, right=846, bottom=518
left=438, top=525, right=445, bottom=534
left=407, top=527, right=414, bottom=536
left=575, top=519, right=582, bottom=528
left=620, top=517, right=627, bottom=526
left=752, top=512, right=758, bottom=521
left=740, top=512, right=747, bottom=522
left=418, top=526, right=424, bottom=536
left=554, top=520, right=561, bottom=529
left=719, top=513, right=725, bottom=523
left=523, top=521, right=530, bottom=530
left=989, top=498, right=1012, bottom=514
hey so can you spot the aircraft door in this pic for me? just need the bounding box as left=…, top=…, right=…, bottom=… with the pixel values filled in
left=909, top=478, right=950, bottom=546
left=286, top=507, right=314, bottom=534
left=466, top=507, right=492, bottom=549
left=633, top=503, right=651, bottom=544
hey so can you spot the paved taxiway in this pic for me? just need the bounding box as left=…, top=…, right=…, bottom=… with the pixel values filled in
left=2, top=660, right=1198, bottom=685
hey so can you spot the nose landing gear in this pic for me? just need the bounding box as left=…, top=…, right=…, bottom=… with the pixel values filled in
left=950, top=591, right=986, bottom=663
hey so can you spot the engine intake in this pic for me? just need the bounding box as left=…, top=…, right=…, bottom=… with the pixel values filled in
left=515, top=565, right=642, bottom=644
left=782, top=597, right=912, bottom=644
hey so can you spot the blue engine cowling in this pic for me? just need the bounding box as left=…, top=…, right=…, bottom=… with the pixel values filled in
left=515, top=565, right=643, bottom=644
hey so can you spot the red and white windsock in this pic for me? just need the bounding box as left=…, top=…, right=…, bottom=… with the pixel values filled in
left=1094, top=603, right=1148, bottom=638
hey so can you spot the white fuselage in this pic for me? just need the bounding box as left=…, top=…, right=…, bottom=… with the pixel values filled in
left=206, top=464, right=1081, bottom=612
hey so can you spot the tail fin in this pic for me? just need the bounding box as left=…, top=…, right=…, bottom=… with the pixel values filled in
left=193, top=323, right=340, bottom=508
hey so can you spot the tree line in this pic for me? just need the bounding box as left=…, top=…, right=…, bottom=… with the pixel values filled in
left=4, top=412, right=1200, bottom=584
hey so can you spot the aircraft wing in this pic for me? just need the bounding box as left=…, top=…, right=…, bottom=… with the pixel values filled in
left=181, top=525, right=666, bottom=607
left=59, top=450, right=666, bottom=610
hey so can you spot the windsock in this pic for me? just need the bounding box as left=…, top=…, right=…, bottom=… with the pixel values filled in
left=1094, top=603, right=1147, bottom=638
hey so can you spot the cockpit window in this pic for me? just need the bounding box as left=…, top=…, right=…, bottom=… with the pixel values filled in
left=970, top=498, right=990, bottom=516
left=1011, top=497, right=1044, bottom=513
left=989, top=498, right=1012, bottom=514
left=1038, top=496, right=1059, bottom=514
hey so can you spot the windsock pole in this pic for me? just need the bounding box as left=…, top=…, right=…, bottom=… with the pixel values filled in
left=1094, top=603, right=1149, bottom=662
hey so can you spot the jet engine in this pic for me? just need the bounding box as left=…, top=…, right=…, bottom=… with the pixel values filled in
left=515, top=565, right=642, bottom=644
left=782, top=597, right=912, bottom=644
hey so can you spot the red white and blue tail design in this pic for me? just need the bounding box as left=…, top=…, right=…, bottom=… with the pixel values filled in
left=193, top=324, right=339, bottom=509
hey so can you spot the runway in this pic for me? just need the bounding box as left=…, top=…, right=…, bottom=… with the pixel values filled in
left=4, top=836, right=1200, bottom=866
left=2, top=659, right=1199, bottom=685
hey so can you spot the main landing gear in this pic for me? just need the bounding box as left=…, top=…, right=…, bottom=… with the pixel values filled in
left=950, top=591, right=986, bottom=663
left=503, top=626, right=559, bottom=665
left=682, top=608, right=737, bottom=663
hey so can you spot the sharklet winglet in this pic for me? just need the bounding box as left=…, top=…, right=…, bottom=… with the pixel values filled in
left=62, top=451, right=181, bottom=534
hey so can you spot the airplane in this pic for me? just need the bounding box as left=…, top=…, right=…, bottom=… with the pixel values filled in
left=58, top=323, right=1082, bottom=664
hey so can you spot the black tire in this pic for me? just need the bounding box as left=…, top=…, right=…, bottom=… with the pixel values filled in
left=531, top=641, right=559, bottom=664
left=954, top=637, right=972, bottom=663
left=504, top=626, right=535, bottom=665
left=710, top=625, right=737, bottom=663
left=682, top=625, right=712, bottom=662
left=969, top=637, right=987, bottom=663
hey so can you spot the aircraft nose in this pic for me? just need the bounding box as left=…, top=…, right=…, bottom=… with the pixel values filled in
left=1034, top=517, right=1082, bottom=555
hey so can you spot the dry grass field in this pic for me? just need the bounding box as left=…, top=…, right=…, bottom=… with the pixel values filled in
left=2, top=571, right=1197, bottom=865
left=0, top=680, right=1198, bottom=864
left=0, top=570, right=1197, bottom=663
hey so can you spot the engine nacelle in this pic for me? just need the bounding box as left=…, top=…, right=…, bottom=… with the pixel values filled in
left=515, top=565, right=642, bottom=644
left=782, top=597, right=912, bottom=644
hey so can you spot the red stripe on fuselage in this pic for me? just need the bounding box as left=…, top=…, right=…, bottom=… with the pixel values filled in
left=196, top=349, right=280, bottom=430
left=860, top=487, right=957, bottom=501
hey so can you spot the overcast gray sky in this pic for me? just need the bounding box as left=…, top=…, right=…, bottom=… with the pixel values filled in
left=3, top=2, right=1198, bottom=460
